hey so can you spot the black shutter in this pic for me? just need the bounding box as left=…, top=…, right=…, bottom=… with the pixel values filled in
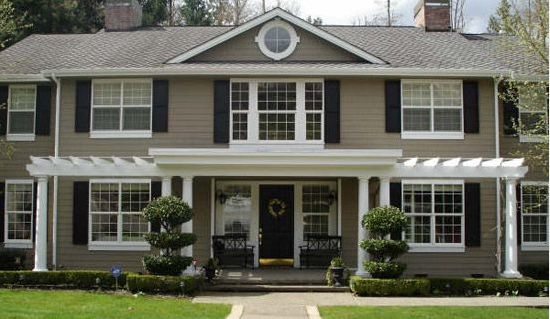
left=463, top=81, right=479, bottom=133
left=385, top=80, right=401, bottom=133
left=32, top=182, right=37, bottom=242
left=324, top=80, right=340, bottom=143
left=516, top=184, right=522, bottom=245
left=75, top=81, right=91, bottom=132
left=0, top=86, right=7, bottom=136
left=150, top=181, right=162, bottom=233
left=390, top=182, right=402, bottom=240
left=502, top=84, right=519, bottom=135
left=35, top=85, right=52, bottom=136
left=73, top=182, right=89, bottom=245
left=152, top=80, right=169, bottom=132
left=214, top=80, right=230, bottom=143
left=0, top=182, right=4, bottom=243
left=465, top=183, right=481, bottom=247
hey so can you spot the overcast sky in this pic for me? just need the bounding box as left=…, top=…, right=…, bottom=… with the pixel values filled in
left=265, top=0, right=499, bottom=33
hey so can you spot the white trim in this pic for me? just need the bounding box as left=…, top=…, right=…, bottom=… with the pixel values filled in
left=3, top=242, right=33, bottom=249
left=6, top=84, right=36, bottom=140
left=166, top=8, right=385, bottom=64
left=519, top=181, right=549, bottom=248
left=401, top=132, right=464, bottom=140
left=408, top=246, right=465, bottom=253
left=255, top=20, right=300, bottom=60
left=0, top=74, right=50, bottom=83
left=88, top=243, right=151, bottom=251
left=90, top=131, right=152, bottom=139
left=519, top=135, right=545, bottom=143
left=520, top=244, right=548, bottom=251
left=6, top=134, right=36, bottom=142
left=4, top=179, right=34, bottom=245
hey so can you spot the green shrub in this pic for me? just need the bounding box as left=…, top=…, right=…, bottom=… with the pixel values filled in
left=142, top=255, right=194, bottom=276
left=0, top=249, right=27, bottom=270
left=364, top=261, right=407, bottom=279
left=350, top=276, right=430, bottom=297
left=361, top=206, right=407, bottom=237
left=126, top=274, right=199, bottom=295
left=142, top=196, right=193, bottom=229
left=144, top=233, right=197, bottom=251
left=0, top=270, right=127, bottom=289
left=360, top=240, right=408, bottom=261
left=520, top=264, right=549, bottom=280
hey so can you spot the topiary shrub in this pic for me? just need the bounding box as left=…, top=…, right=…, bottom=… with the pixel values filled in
left=350, top=276, right=430, bottom=297
left=142, top=196, right=196, bottom=276
left=360, top=206, right=408, bottom=279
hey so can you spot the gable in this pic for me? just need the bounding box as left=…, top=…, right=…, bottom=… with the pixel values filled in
left=189, top=21, right=363, bottom=63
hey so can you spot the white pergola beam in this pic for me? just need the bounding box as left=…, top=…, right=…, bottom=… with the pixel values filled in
left=443, top=158, right=461, bottom=167
left=463, top=158, right=482, bottom=167
left=423, top=158, right=439, bottom=167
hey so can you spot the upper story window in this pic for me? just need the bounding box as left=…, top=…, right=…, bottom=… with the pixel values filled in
left=91, top=79, right=152, bottom=138
left=7, top=85, right=36, bottom=141
left=521, top=182, right=548, bottom=250
left=518, top=85, right=548, bottom=143
left=256, top=20, right=300, bottom=60
left=230, top=79, right=324, bottom=147
left=4, top=180, right=34, bottom=248
left=401, top=80, right=463, bottom=140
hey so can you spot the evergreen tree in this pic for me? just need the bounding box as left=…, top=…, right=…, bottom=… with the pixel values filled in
left=139, top=0, right=169, bottom=26
left=487, top=0, right=513, bottom=34
left=180, top=0, right=214, bottom=26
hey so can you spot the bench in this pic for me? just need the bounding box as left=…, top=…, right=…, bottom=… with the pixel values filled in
left=212, top=235, right=255, bottom=268
left=299, top=235, right=342, bottom=268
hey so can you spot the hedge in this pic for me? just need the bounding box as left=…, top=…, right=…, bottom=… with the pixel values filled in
left=519, top=264, right=549, bottom=280
left=350, top=276, right=549, bottom=297
left=126, top=274, right=199, bottom=295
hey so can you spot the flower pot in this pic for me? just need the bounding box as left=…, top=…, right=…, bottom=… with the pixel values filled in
left=331, top=267, right=345, bottom=286
left=204, top=267, right=216, bottom=281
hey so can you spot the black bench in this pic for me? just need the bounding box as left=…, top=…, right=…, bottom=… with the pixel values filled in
left=212, top=235, right=255, bottom=268
left=299, top=235, right=342, bottom=268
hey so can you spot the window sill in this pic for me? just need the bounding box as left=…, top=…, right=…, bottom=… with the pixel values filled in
left=88, top=243, right=151, bottom=251
left=229, top=142, right=325, bottom=151
left=408, top=246, right=465, bottom=253
left=519, top=135, right=545, bottom=143
left=401, top=132, right=464, bottom=140
left=521, top=244, right=548, bottom=251
left=3, top=242, right=33, bottom=249
left=6, top=134, right=35, bottom=142
left=90, top=131, right=152, bottom=139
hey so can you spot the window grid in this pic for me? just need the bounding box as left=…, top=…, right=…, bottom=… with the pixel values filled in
left=222, top=185, right=252, bottom=238
left=302, top=185, right=331, bottom=236
left=8, top=86, right=36, bottom=135
left=402, top=81, right=463, bottom=133
left=90, top=181, right=150, bottom=244
left=231, top=82, right=250, bottom=141
left=91, top=80, right=152, bottom=133
left=5, top=181, right=33, bottom=242
left=518, top=85, right=548, bottom=137
left=258, top=82, right=296, bottom=141
left=305, top=82, right=323, bottom=141
left=521, top=183, right=549, bottom=245
left=402, top=182, right=464, bottom=246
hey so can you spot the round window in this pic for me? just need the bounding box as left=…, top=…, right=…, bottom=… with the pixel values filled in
left=257, top=21, right=299, bottom=60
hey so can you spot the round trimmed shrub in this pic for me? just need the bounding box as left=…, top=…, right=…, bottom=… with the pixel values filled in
left=142, top=256, right=194, bottom=276
left=144, top=233, right=197, bottom=251
left=360, top=239, right=408, bottom=261
left=142, top=196, right=193, bottom=229
left=362, top=206, right=407, bottom=238
left=364, top=261, right=407, bottom=279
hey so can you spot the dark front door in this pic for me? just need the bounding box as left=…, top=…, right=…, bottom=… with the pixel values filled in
left=259, top=185, right=294, bottom=260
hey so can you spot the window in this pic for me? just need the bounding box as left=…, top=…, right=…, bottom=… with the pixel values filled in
left=521, top=182, right=549, bottom=250
left=91, top=79, right=152, bottom=138
left=256, top=20, right=299, bottom=60
left=4, top=180, right=33, bottom=247
left=402, top=180, right=464, bottom=251
left=7, top=85, right=36, bottom=140
left=518, top=85, right=548, bottom=143
left=89, top=180, right=150, bottom=250
left=402, top=80, right=463, bottom=139
left=220, top=185, right=252, bottom=238
left=302, top=185, right=331, bottom=236
left=230, top=79, right=324, bottom=146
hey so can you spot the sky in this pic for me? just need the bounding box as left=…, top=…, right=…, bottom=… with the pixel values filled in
left=265, top=0, right=500, bottom=33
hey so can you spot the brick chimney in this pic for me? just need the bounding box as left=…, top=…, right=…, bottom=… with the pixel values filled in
left=105, top=0, right=143, bottom=32
left=414, top=0, right=451, bottom=32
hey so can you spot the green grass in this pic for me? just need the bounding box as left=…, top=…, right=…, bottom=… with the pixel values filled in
left=319, top=306, right=548, bottom=319
left=0, top=289, right=230, bottom=319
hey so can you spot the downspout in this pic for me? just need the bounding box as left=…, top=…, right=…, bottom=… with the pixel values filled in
left=51, top=74, right=61, bottom=269
left=494, top=77, right=502, bottom=274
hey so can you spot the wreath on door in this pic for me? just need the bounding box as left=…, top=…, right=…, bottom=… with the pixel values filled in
left=268, top=198, right=286, bottom=218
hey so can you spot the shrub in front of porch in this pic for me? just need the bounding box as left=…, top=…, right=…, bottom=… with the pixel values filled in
left=142, top=196, right=196, bottom=276
left=126, top=273, right=199, bottom=295
left=360, top=206, right=409, bottom=279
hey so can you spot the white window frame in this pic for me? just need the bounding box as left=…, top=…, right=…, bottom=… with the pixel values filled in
left=6, top=85, right=36, bottom=141
left=229, top=78, right=324, bottom=148
left=301, top=183, right=337, bottom=237
left=4, top=179, right=34, bottom=249
left=88, top=178, right=151, bottom=251
left=518, top=90, right=548, bottom=143
left=520, top=181, right=549, bottom=251
left=255, top=20, right=300, bottom=61
left=401, top=79, right=464, bottom=140
left=90, top=79, right=153, bottom=139
left=401, top=179, right=465, bottom=253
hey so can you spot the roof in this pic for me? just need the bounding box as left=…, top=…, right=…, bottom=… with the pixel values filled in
left=0, top=8, right=544, bottom=78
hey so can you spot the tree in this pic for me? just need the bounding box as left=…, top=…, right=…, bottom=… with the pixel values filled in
left=352, top=0, right=401, bottom=26
left=488, top=0, right=513, bottom=33
left=450, top=0, right=466, bottom=32
left=139, top=0, right=169, bottom=26
left=180, top=0, right=215, bottom=25
left=73, top=0, right=104, bottom=33
left=306, top=16, right=323, bottom=26
left=211, top=0, right=257, bottom=25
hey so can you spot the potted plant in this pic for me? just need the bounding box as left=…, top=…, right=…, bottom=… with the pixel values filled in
left=203, top=258, right=219, bottom=281
left=328, top=256, right=346, bottom=286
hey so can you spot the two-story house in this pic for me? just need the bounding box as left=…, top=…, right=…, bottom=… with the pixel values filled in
left=0, top=0, right=547, bottom=278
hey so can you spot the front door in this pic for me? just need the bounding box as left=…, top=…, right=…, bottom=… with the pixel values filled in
left=259, top=185, right=294, bottom=264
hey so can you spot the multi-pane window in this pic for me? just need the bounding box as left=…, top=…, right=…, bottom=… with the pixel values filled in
left=402, top=81, right=463, bottom=136
left=402, top=181, right=464, bottom=246
left=518, top=85, right=548, bottom=141
left=221, top=185, right=252, bottom=238
left=305, top=82, right=323, bottom=140
left=8, top=85, right=36, bottom=136
left=258, top=82, right=296, bottom=140
left=4, top=181, right=33, bottom=243
left=231, top=82, right=249, bottom=140
left=91, top=80, right=152, bottom=133
left=90, top=181, right=150, bottom=244
left=302, top=185, right=331, bottom=236
left=521, top=183, right=548, bottom=246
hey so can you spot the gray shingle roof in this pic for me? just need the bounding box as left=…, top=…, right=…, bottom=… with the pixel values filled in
left=0, top=24, right=543, bottom=76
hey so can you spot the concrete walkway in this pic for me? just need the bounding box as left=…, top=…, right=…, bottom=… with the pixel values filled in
left=193, top=292, right=549, bottom=319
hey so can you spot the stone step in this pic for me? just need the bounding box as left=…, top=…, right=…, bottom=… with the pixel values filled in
left=204, top=284, right=350, bottom=293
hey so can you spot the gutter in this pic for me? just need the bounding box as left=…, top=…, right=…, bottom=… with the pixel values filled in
left=494, top=77, right=502, bottom=274
left=0, top=74, right=50, bottom=83
left=49, top=73, right=61, bottom=269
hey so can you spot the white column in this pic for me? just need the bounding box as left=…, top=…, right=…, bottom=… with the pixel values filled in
left=181, top=176, right=193, bottom=258
left=502, top=178, right=522, bottom=278
left=161, top=176, right=172, bottom=197
left=379, top=177, right=390, bottom=207
left=33, top=176, right=48, bottom=272
left=356, top=177, right=370, bottom=277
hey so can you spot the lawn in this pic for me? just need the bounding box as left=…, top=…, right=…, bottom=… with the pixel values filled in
left=319, top=306, right=548, bottom=319
left=0, top=289, right=231, bottom=319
